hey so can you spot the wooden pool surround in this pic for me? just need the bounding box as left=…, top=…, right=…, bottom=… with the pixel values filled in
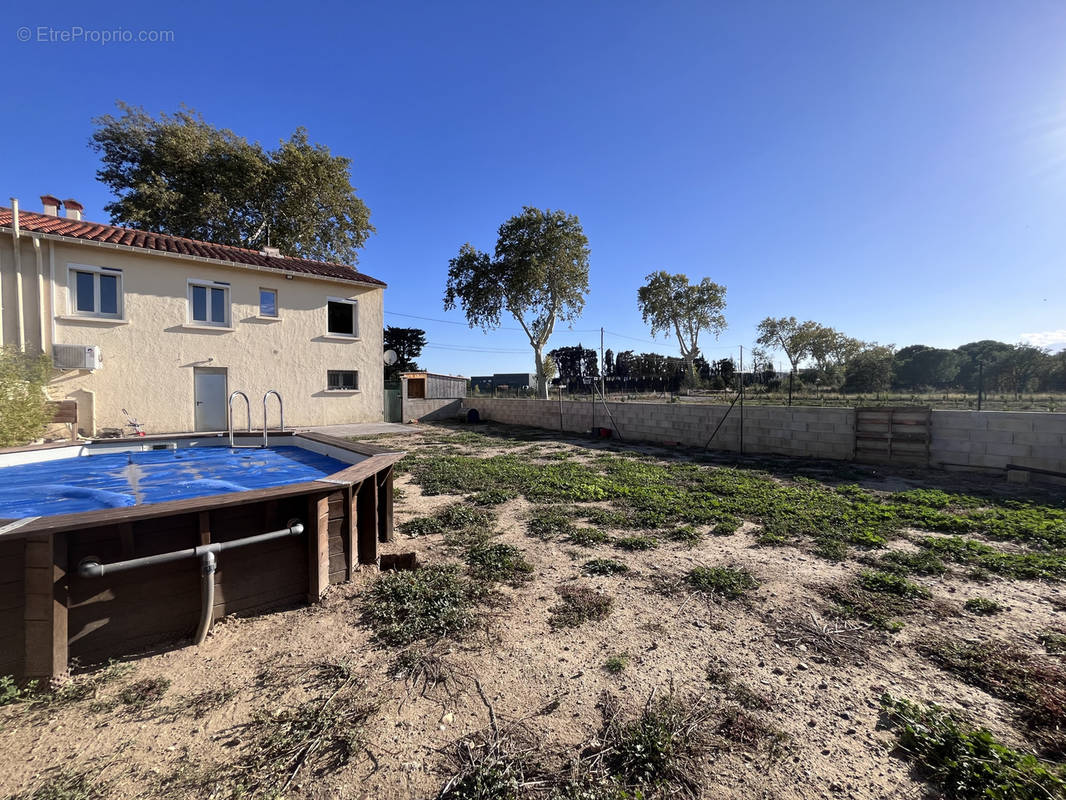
left=0, top=431, right=402, bottom=681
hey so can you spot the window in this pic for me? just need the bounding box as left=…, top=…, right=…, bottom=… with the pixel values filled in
left=327, top=370, right=359, bottom=391
left=69, top=266, right=122, bottom=318
left=259, top=288, right=278, bottom=318
left=188, top=280, right=230, bottom=327
left=327, top=298, right=358, bottom=337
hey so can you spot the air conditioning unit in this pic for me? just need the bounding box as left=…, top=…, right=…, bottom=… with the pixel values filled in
left=53, top=344, right=102, bottom=371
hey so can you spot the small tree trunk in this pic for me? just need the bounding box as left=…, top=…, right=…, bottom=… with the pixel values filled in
left=534, top=347, right=548, bottom=400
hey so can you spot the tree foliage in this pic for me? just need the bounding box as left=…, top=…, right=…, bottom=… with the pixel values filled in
left=383, top=327, right=427, bottom=379
left=0, top=348, right=52, bottom=448
left=548, top=344, right=599, bottom=381
left=444, top=207, right=590, bottom=398
left=844, top=346, right=895, bottom=393
left=91, top=103, right=374, bottom=264
left=755, top=317, right=817, bottom=373
left=637, top=271, right=727, bottom=368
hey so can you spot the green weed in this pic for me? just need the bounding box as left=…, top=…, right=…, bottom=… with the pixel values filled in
left=567, top=528, right=610, bottom=547
left=466, top=543, right=533, bottom=586
left=581, top=559, right=630, bottom=577
left=686, top=566, right=759, bottom=600
left=880, top=695, right=1066, bottom=800
left=613, top=535, right=658, bottom=551
left=117, top=676, right=171, bottom=709
left=963, top=597, right=1005, bottom=615
left=1039, top=631, right=1066, bottom=655
left=362, top=565, right=479, bottom=647
left=604, top=654, right=629, bottom=674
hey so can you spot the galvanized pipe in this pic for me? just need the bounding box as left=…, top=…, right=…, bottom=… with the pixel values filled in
left=77, top=520, right=304, bottom=645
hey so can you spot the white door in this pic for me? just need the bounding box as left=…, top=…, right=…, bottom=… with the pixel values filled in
left=194, top=368, right=228, bottom=431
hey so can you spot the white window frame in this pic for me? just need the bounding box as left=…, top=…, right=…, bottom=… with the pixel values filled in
left=326, top=369, right=360, bottom=391
left=187, top=279, right=231, bottom=327
left=326, top=297, right=359, bottom=338
left=68, top=264, right=124, bottom=319
left=259, top=287, right=279, bottom=319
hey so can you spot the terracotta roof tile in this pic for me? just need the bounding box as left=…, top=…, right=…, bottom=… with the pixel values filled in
left=0, top=208, right=385, bottom=287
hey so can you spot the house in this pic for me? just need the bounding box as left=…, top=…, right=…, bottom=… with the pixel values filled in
left=0, top=196, right=386, bottom=434
left=399, top=371, right=467, bottom=421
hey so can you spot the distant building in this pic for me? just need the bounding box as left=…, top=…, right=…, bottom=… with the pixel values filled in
left=471, top=372, right=537, bottom=393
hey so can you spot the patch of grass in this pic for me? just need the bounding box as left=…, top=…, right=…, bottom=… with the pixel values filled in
left=362, top=565, right=479, bottom=647
left=920, top=637, right=1066, bottom=745
left=880, top=694, right=1066, bottom=800
left=581, top=558, right=629, bottom=577
left=466, top=543, right=533, bottom=586
left=916, top=535, right=1066, bottom=581
left=117, top=676, right=171, bottom=709
left=1039, top=631, right=1066, bottom=655
left=667, top=525, right=703, bottom=546
left=711, top=515, right=742, bottom=536
left=469, top=488, right=517, bottom=506
left=400, top=503, right=496, bottom=547
left=705, top=664, right=772, bottom=711
left=963, top=597, right=1005, bottom=615
left=8, top=767, right=108, bottom=800
left=548, top=585, right=613, bottom=629
left=685, top=566, right=759, bottom=600
left=604, top=654, right=629, bottom=674
left=234, top=663, right=378, bottom=797
left=526, top=507, right=577, bottom=540
left=1, top=674, right=30, bottom=706
left=613, top=534, right=658, bottom=551
left=567, top=527, right=609, bottom=547
left=857, top=570, right=931, bottom=599
left=876, top=549, right=947, bottom=576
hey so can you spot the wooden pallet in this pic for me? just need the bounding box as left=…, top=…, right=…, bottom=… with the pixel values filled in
left=854, top=406, right=931, bottom=466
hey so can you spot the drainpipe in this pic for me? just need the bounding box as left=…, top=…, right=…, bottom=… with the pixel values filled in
left=48, top=240, right=56, bottom=347
left=77, top=519, right=304, bottom=645
left=10, top=198, right=24, bottom=350
left=34, top=237, right=45, bottom=352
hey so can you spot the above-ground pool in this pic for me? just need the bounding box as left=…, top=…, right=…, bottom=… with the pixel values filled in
left=0, top=445, right=350, bottom=518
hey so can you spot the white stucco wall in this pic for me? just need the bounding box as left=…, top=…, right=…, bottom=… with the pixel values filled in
left=1, top=234, right=385, bottom=434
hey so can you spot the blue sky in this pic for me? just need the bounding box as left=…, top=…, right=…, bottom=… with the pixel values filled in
left=5, top=1, right=1065, bottom=375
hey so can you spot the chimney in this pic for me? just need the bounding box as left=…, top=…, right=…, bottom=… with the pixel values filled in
left=63, top=198, right=84, bottom=221
left=40, top=195, right=61, bottom=216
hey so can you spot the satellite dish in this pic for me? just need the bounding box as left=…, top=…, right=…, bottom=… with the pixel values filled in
left=383, top=349, right=398, bottom=366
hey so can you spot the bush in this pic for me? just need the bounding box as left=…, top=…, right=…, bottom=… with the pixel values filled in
left=963, top=597, right=1005, bottom=615
left=548, top=585, right=613, bottom=629
left=0, top=347, right=52, bottom=448
left=362, top=565, right=478, bottom=646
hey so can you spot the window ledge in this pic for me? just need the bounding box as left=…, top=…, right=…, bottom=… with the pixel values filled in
left=56, top=315, right=129, bottom=326
left=325, top=389, right=361, bottom=394
left=321, top=334, right=361, bottom=342
left=255, top=316, right=282, bottom=323
left=175, top=324, right=235, bottom=333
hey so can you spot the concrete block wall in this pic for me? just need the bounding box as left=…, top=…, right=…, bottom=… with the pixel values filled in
left=929, top=410, right=1066, bottom=473
left=402, top=398, right=463, bottom=422
left=462, top=399, right=1066, bottom=474
left=464, top=398, right=856, bottom=461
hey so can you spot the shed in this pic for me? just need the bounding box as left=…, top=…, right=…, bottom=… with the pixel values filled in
left=399, top=372, right=469, bottom=422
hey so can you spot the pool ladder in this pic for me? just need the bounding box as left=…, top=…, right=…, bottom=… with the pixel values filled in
left=228, top=390, right=285, bottom=447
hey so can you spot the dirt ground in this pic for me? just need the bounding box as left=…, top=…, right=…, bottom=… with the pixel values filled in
left=1, top=422, right=1064, bottom=799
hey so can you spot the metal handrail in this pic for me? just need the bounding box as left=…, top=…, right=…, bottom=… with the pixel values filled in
left=228, top=390, right=251, bottom=447
left=262, top=390, right=284, bottom=448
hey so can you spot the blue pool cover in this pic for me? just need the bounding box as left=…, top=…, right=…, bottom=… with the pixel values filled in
left=0, top=446, right=350, bottom=519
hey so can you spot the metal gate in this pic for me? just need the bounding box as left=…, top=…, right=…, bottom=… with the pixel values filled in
left=854, top=406, right=931, bottom=466
left=383, top=388, right=401, bottom=422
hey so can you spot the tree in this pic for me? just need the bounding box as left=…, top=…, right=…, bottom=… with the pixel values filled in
left=91, top=103, right=374, bottom=264
left=843, top=346, right=895, bottom=393
left=614, top=350, right=635, bottom=378
left=893, top=345, right=961, bottom=390
left=444, top=207, right=591, bottom=399
left=0, top=348, right=52, bottom=448
left=756, top=317, right=819, bottom=404
left=603, top=349, right=615, bottom=377
left=383, top=327, right=427, bottom=379
left=548, top=344, right=598, bottom=382
left=542, top=354, right=558, bottom=384
left=637, top=271, right=727, bottom=371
